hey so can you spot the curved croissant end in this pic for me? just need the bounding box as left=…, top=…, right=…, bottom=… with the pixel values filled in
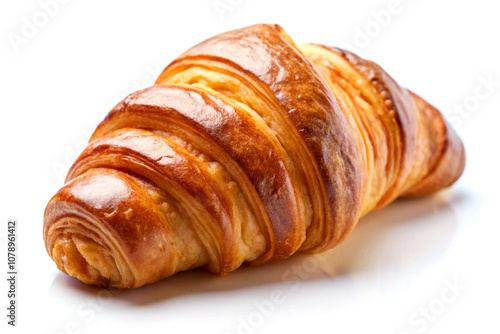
left=43, top=24, right=465, bottom=288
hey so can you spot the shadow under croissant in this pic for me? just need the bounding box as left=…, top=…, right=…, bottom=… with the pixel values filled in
left=49, top=190, right=467, bottom=306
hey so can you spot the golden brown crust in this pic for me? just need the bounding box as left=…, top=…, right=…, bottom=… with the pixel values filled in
left=157, top=24, right=365, bottom=254
left=43, top=24, right=465, bottom=288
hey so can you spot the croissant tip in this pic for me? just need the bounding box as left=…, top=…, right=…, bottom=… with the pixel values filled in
left=51, top=233, right=124, bottom=288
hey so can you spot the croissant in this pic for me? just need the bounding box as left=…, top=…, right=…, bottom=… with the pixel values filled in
left=43, top=24, right=465, bottom=288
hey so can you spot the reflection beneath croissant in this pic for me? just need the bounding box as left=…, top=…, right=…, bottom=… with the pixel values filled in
left=49, top=193, right=460, bottom=307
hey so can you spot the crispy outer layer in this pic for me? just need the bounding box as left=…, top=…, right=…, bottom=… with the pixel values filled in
left=157, top=24, right=365, bottom=253
left=43, top=24, right=465, bottom=288
left=90, top=84, right=302, bottom=264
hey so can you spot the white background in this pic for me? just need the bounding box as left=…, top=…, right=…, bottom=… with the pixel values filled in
left=1, top=0, right=499, bottom=333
